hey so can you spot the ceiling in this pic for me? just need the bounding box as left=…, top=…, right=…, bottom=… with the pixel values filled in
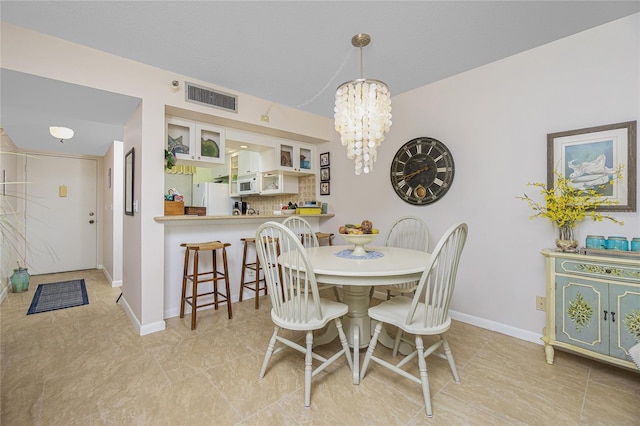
left=1, top=1, right=638, bottom=156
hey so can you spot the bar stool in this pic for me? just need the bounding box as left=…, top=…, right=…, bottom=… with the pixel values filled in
left=315, top=232, right=334, bottom=246
left=180, top=241, right=232, bottom=330
left=239, top=237, right=268, bottom=309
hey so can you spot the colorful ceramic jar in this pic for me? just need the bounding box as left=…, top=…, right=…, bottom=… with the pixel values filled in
left=10, top=267, right=30, bottom=293
left=585, top=235, right=606, bottom=249
left=606, top=236, right=629, bottom=251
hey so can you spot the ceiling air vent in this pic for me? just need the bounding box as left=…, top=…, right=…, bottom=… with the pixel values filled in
left=185, top=82, right=238, bottom=113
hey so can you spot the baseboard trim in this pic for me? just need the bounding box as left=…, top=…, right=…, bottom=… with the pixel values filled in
left=118, top=294, right=166, bottom=336
left=371, top=291, right=543, bottom=345
left=449, top=310, right=543, bottom=345
left=0, top=283, right=9, bottom=304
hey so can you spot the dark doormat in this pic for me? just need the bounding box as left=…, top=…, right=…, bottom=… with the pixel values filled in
left=27, top=279, right=89, bottom=315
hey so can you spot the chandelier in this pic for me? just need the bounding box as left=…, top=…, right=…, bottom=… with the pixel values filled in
left=334, top=33, right=392, bottom=175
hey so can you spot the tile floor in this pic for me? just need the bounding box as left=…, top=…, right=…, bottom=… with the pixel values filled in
left=1, top=269, right=639, bottom=425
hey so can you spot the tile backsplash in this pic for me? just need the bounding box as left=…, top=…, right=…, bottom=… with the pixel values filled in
left=241, top=175, right=316, bottom=214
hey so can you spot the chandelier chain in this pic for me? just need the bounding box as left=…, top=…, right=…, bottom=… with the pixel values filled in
left=296, top=47, right=353, bottom=109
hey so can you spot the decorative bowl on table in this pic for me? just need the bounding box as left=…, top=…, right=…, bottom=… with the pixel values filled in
left=341, top=233, right=378, bottom=256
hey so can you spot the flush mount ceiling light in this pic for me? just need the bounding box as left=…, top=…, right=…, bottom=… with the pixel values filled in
left=49, top=126, right=74, bottom=143
left=334, top=33, right=392, bottom=175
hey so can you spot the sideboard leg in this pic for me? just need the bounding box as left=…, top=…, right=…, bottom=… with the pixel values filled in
left=544, top=343, right=555, bottom=364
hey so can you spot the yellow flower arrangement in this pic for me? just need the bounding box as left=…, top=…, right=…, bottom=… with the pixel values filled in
left=518, top=168, right=624, bottom=240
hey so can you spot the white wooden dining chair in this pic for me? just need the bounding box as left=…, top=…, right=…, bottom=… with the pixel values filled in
left=282, top=216, right=341, bottom=301
left=255, top=221, right=353, bottom=408
left=377, top=216, right=430, bottom=299
left=360, top=222, right=468, bottom=417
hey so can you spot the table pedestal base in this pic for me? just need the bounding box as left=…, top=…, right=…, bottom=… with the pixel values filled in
left=314, top=285, right=413, bottom=384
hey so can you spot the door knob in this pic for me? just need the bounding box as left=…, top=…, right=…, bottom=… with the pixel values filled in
left=89, top=220, right=95, bottom=224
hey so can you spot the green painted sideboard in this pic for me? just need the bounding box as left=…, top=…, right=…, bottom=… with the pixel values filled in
left=542, top=249, right=640, bottom=371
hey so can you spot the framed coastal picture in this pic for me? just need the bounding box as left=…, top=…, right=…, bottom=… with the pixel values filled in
left=547, top=121, right=636, bottom=212
left=320, top=181, right=330, bottom=195
left=320, top=152, right=330, bottom=167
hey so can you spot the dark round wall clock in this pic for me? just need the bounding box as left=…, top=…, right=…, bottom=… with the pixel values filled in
left=390, top=137, right=455, bottom=205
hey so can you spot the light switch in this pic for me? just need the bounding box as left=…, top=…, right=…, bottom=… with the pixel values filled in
left=59, top=185, right=67, bottom=197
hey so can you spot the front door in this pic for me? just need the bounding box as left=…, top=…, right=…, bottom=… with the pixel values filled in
left=25, top=155, right=98, bottom=274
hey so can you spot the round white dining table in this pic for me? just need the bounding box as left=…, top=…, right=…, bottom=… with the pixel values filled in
left=279, top=244, right=430, bottom=384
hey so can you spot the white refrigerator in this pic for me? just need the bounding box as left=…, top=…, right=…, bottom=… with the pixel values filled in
left=192, top=182, right=231, bottom=216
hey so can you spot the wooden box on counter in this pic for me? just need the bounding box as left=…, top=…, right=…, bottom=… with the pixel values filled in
left=184, top=206, right=206, bottom=216
left=164, top=200, right=184, bottom=216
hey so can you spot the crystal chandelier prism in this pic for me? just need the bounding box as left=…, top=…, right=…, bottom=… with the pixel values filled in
left=334, top=33, right=392, bottom=175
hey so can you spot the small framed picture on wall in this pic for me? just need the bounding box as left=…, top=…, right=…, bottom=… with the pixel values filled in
left=320, top=167, right=330, bottom=181
left=320, top=181, right=330, bottom=195
left=320, top=152, right=330, bottom=167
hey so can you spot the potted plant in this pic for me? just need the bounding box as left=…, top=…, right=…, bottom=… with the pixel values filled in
left=518, top=169, right=623, bottom=251
left=1, top=148, right=31, bottom=291
left=165, top=149, right=176, bottom=170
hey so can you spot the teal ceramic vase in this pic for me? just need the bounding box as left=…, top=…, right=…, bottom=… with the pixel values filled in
left=10, top=267, right=30, bottom=293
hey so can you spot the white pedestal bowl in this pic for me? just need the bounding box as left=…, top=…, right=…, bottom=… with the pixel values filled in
left=341, top=234, right=378, bottom=256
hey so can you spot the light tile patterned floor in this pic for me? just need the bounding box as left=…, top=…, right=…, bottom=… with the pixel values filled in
left=2, top=269, right=639, bottom=425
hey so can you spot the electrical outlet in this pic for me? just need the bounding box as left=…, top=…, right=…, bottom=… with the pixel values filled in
left=536, top=296, right=546, bottom=311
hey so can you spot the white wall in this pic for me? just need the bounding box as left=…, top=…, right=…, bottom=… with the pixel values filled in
left=322, top=14, right=639, bottom=340
left=102, top=141, right=123, bottom=287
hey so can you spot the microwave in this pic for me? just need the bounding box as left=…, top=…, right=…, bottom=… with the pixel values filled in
left=237, top=174, right=259, bottom=195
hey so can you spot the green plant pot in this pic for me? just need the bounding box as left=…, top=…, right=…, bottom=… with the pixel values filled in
left=10, top=267, right=30, bottom=293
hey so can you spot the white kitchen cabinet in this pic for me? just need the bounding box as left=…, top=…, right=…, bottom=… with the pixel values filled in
left=166, top=117, right=225, bottom=165
left=237, top=151, right=260, bottom=175
left=261, top=140, right=314, bottom=175
left=212, top=155, right=231, bottom=179
left=260, top=172, right=299, bottom=195
left=542, top=249, right=640, bottom=371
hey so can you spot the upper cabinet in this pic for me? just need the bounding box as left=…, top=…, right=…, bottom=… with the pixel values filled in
left=261, top=141, right=314, bottom=175
left=237, top=151, right=260, bottom=176
left=212, top=155, right=231, bottom=179
left=260, top=172, right=299, bottom=195
left=166, top=117, right=226, bottom=165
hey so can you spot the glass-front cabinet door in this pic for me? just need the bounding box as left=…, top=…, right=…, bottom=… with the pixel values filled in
left=276, top=142, right=314, bottom=174
left=166, top=117, right=194, bottom=161
left=166, top=117, right=225, bottom=165
left=195, top=123, right=225, bottom=164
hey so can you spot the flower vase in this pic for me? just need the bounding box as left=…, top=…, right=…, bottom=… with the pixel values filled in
left=556, top=226, right=578, bottom=252
left=10, top=267, right=30, bottom=293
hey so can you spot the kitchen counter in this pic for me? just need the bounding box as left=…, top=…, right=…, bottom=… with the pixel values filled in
left=155, top=213, right=334, bottom=223
left=157, top=213, right=336, bottom=319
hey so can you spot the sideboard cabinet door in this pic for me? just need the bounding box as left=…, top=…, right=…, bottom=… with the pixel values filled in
left=609, top=285, right=640, bottom=359
left=555, top=276, right=607, bottom=356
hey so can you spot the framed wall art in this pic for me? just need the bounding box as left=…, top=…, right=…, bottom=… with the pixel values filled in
left=547, top=121, right=636, bottom=212
left=320, top=152, right=330, bottom=167
left=320, top=181, right=330, bottom=196
left=125, top=148, right=135, bottom=216
left=320, top=166, right=330, bottom=182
